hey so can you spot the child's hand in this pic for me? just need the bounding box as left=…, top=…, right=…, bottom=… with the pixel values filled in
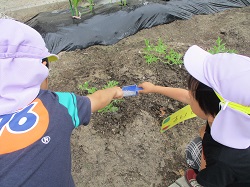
left=88, top=86, right=123, bottom=113
left=138, top=82, right=156, bottom=94
left=112, top=87, right=123, bottom=99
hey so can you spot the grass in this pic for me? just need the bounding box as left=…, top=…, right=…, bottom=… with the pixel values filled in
left=79, top=81, right=124, bottom=113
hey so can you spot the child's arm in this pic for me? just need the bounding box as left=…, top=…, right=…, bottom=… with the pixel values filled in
left=87, top=87, right=123, bottom=113
left=138, top=82, right=190, bottom=104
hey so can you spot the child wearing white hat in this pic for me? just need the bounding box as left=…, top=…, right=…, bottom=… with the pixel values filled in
left=0, top=19, right=123, bottom=187
left=139, top=45, right=250, bottom=187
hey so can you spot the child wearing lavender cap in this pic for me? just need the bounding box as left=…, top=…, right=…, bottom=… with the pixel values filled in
left=139, top=45, right=250, bottom=187
left=0, top=19, right=123, bottom=187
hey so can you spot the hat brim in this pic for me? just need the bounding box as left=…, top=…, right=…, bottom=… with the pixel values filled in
left=211, top=107, right=250, bottom=149
left=47, top=54, right=59, bottom=62
left=0, top=58, right=48, bottom=115
left=184, top=45, right=212, bottom=87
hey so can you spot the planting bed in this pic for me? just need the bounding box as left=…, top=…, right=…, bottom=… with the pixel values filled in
left=50, top=6, right=249, bottom=186
left=8, top=2, right=250, bottom=187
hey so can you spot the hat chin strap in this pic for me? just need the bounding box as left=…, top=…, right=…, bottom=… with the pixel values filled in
left=215, top=92, right=250, bottom=115
left=220, top=101, right=229, bottom=111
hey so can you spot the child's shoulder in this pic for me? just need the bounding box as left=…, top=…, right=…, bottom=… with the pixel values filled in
left=38, top=89, right=58, bottom=99
left=37, top=90, right=89, bottom=106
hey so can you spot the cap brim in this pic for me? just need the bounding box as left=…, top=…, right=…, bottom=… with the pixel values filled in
left=47, top=54, right=59, bottom=62
left=184, top=45, right=212, bottom=87
left=211, top=107, right=250, bottom=149
left=0, top=57, right=48, bottom=115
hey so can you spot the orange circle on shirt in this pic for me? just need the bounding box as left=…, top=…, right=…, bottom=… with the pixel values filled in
left=0, top=98, right=49, bottom=154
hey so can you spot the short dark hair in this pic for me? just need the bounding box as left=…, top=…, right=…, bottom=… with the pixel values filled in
left=42, top=58, right=49, bottom=68
left=188, top=75, right=220, bottom=117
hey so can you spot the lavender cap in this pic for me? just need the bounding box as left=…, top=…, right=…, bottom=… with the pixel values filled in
left=184, top=45, right=250, bottom=149
left=0, top=19, right=58, bottom=115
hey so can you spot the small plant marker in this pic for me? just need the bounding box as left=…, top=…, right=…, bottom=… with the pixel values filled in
left=161, top=105, right=196, bottom=133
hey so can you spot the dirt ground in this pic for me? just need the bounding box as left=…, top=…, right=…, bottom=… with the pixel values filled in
left=6, top=4, right=250, bottom=187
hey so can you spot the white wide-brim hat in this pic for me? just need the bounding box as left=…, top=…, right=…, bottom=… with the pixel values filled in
left=184, top=45, right=250, bottom=149
left=0, top=19, right=59, bottom=115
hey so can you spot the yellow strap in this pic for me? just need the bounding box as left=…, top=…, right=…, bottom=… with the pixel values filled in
left=215, top=92, right=250, bottom=114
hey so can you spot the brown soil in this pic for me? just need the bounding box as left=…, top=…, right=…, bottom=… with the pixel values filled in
left=8, top=5, right=250, bottom=187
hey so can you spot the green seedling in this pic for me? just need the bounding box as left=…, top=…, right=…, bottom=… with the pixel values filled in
left=102, top=80, right=119, bottom=89
left=79, top=81, right=97, bottom=94
left=98, top=99, right=124, bottom=113
left=143, top=38, right=183, bottom=65
left=165, top=49, right=183, bottom=65
left=79, top=81, right=124, bottom=113
left=119, top=0, right=127, bottom=6
left=69, top=0, right=82, bottom=18
left=87, top=0, right=94, bottom=12
left=208, top=37, right=237, bottom=54
left=69, top=0, right=95, bottom=17
left=121, top=0, right=127, bottom=6
left=143, top=37, right=236, bottom=66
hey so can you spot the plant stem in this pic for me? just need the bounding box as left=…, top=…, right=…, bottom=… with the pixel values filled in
left=74, top=6, right=79, bottom=17
left=68, top=0, right=74, bottom=16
